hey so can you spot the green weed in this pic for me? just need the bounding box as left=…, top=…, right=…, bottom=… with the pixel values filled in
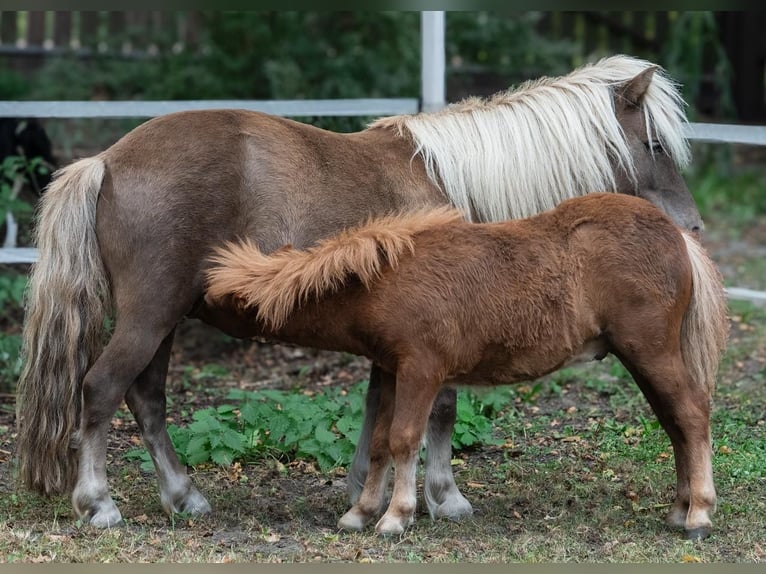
left=126, top=377, right=516, bottom=472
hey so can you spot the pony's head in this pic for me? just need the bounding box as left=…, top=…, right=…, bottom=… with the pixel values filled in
left=609, top=63, right=703, bottom=234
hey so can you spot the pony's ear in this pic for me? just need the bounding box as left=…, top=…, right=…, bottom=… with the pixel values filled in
left=615, top=66, right=657, bottom=109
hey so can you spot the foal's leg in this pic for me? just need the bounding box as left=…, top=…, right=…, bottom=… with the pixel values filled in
left=375, top=359, right=444, bottom=536
left=72, top=318, right=176, bottom=527
left=619, top=352, right=716, bottom=539
left=124, top=328, right=211, bottom=517
left=338, top=369, right=396, bottom=531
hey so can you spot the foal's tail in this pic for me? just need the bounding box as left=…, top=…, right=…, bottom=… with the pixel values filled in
left=680, top=233, right=729, bottom=395
left=15, top=155, right=110, bottom=495
left=206, top=206, right=463, bottom=329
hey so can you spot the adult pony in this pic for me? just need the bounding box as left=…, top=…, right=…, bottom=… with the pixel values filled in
left=16, top=55, right=702, bottom=528
left=205, top=193, right=729, bottom=539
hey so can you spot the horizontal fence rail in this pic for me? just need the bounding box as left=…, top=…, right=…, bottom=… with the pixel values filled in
left=0, top=99, right=421, bottom=119
left=3, top=101, right=766, bottom=145
left=684, top=123, right=766, bottom=146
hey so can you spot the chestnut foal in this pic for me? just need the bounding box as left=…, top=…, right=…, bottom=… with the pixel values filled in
left=205, top=193, right=728, bottom=540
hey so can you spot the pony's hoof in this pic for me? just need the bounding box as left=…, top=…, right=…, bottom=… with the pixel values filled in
left=685, top=526, right=712, bottom=540
left=162, top=486, right=212, bottom=517
left=429, top=493, right=473, bottom=521
left=73, top=492, right=123, bottom=528
left=179, top=488, right=212, bottom=515
left=87, top=505, right=123, bottom=528
left=338, top=507, right=371, bottom=531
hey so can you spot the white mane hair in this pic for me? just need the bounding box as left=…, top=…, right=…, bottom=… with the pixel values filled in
left=370, top=54, right=691, bottom=222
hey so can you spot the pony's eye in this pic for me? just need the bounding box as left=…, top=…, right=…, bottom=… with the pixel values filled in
left=645, top=140, right=664, bottom=154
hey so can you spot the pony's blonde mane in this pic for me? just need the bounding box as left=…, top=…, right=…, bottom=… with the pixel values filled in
left=206, top=206, right=463, bottom=329
left=371, top=54, right=690, bottom=222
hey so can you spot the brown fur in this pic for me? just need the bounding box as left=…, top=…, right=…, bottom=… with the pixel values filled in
left=206, top=206, right=462, bottom=329
left=206, top=193, right=729, bottom=537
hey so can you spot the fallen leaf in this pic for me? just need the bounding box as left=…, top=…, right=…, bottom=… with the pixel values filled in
left=561, top=435, right=581, bottom=443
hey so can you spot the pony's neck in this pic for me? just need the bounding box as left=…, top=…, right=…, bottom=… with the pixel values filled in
left=373, top=98, right=624, bottom=223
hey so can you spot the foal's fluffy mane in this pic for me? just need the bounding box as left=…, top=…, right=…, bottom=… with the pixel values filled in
left=370, top=54, right=690, bottom=222
left=206, top=206, right=463, bottom=329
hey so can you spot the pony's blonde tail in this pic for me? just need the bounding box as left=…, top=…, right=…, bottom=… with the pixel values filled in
left=206, top=206, right=463, bottom=329
left=680, top=233, right=729, bottom=396
left=15, top=156, right=110, bottom=495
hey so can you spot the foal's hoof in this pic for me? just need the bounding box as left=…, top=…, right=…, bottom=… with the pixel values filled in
left=664, top=506, right=688, bottom=529
left=338, top=507, right=373, bottom=532
left=374, top=512, right=413, bottom=536
left=685, top=526, right=712, bottom=541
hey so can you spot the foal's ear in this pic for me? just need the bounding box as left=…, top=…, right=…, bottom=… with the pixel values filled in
left=615, top=66, right=657, bottom=109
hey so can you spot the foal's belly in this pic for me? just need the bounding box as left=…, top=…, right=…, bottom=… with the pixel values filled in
left=451, top=336, right=610, bottom=387
left=561, top=338, right=610, bottom=367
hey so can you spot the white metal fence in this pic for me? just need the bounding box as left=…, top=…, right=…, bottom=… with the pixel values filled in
left=1, top=12, right=764, bottom=304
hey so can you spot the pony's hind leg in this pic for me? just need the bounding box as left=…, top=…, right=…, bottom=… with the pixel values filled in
left=72, top=317, right=177, bottom=528
left=347, top=364, right=382, bottom=506
left=424, top=386, right=473, bottom=521
left=124, top=328, right=211, bottom=518
left=618, top=351, right=716, bottom=539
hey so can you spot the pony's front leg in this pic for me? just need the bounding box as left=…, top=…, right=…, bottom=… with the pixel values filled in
left=375, top=359, right=443, bottom=536
left=424, top=387, right=473, bottom=521
left=124, top=328, right=211, bottom=518
left=338, top=369, right=395, bottom=531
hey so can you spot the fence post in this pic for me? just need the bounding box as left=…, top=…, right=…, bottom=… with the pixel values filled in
left=420, top=11, right=445, bottom=113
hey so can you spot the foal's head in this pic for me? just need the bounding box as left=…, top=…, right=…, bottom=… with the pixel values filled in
left=612, top=67, right=703, bottom=235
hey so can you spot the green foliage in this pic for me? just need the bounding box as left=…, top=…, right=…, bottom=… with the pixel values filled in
left=0, top=154, right=48, bottom=222
left=446, top=12, right=577, bottom=80
left=453, top=388, right=511, bottom=449
left=126, top=382, right=367, bottom=472
left=0, top=333, right=22, bottom=393
left=661, top=12, right=736, bottom=121
left=686, top=166, right=766, bottom=221
left=0, top=64, right=29, bottom=99
left=0, top=272, right=27, bottom=393
left=0, top=273, right=27, bottom=312
left=126, top=377, right=515, bottom=472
